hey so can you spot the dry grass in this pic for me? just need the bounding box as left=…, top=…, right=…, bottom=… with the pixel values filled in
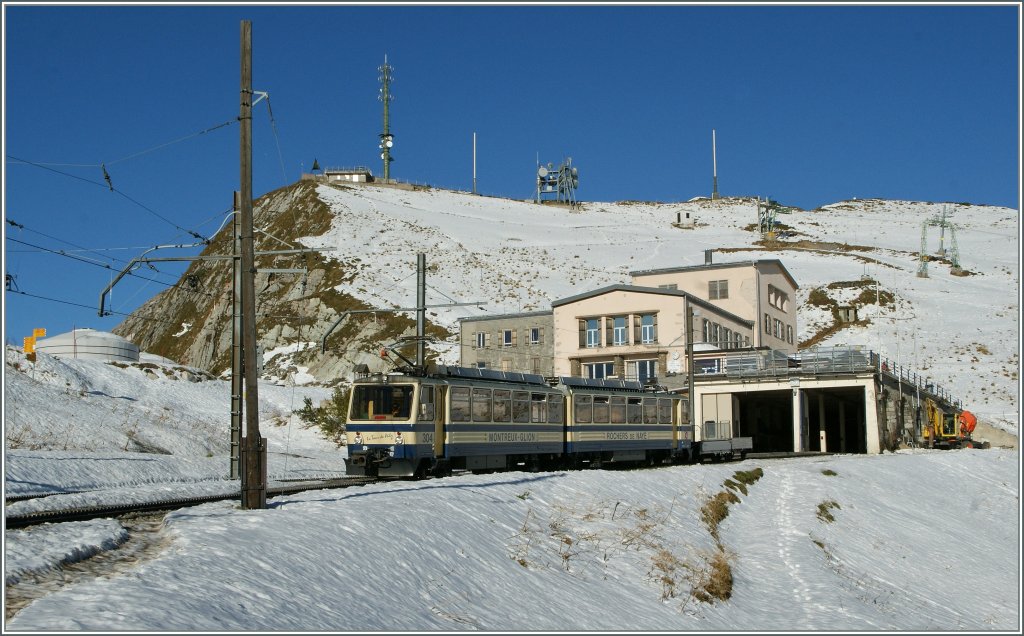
left=701, top=490, right=740, bottom=542
left=821, top=468, right=838, bottom=477
left=691, top=550, right=734, bottom=604
left=817, top=499, right=841, bottom=523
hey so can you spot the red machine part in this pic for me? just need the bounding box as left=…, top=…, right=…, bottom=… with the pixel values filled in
left=959, top=410, right=977, bottom=436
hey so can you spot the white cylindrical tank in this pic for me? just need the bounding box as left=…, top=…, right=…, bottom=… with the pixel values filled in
left=34, top=328, right=140, bottom=362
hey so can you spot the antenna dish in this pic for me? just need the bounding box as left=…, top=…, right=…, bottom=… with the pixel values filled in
left=571, top=167, right=578, bottom=176
left=538, top=166, right=548, bottom=177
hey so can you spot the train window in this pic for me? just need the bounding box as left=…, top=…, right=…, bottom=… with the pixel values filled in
left=547, top=393, right=564, bottom=424
left=574, top=394, right=593, bottom=424
left=419, top=385, right=435, bottom=421
left=643, top=398, right=659, bottom=424
left=531, top=393, right=547, bottom=423
left=451, top=386, right=471, bottom=422
left=472, top=388, right=492, bottom=422
left=350, top=384, right=414, bottom=420
left=593, top=395, right=610, bottom=424
left=493, top=389, right=512, bottom=422
left=627, top=397, right=643, bottom=424
left=512, top=391, right=530, bottom=423
left=658, top=398, right=674, bottom=424
left=610, top=396, right=626, bottom=424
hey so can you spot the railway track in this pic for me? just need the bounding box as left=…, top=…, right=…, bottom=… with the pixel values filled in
left=4, top=476, right=382, bottom=529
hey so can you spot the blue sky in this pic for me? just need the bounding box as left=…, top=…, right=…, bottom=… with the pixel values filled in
left=3, top=2, right=1020, bottom=346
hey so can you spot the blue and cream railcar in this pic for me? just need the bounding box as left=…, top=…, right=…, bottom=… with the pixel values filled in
left=442, top=367, right=565, bottom=472
left=561, top=377, right=689, bottom=466
left=345, top=372, right=445, bottom=478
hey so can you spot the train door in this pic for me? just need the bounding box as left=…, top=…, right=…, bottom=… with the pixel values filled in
left=433, top=384, right=446, bottom=457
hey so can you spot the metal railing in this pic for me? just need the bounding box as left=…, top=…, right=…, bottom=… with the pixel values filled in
left=715, top=345, right=961, bottom=409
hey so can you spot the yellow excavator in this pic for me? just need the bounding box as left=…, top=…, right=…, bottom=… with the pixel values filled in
left=923, top=399, right=987, bottom=449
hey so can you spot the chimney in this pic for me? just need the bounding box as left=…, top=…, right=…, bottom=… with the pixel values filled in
left=705, top=249, right=713, bottom=265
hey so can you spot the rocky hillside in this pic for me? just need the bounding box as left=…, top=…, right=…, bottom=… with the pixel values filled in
left=112, top=181, right=436, bottom=385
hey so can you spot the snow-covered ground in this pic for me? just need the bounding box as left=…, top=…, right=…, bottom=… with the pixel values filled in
left=2, top=344, right=1020, bottom=631
left=3, top=189, right=1020, bottom=630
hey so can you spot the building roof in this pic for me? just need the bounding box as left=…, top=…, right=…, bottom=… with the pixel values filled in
left=629, top=258, right=799, bottom=290
left=458, top=309, right=553, bottom=324
left=551, top=284, right=753, bottom=327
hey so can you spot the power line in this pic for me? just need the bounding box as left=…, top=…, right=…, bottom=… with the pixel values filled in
left=7, top=154, right=210, bottom=242
left=4, top=118, right=237, bottom=170
left=106, top=119, right=237, bottom=167
left=3, top=237, right=234, bottom=308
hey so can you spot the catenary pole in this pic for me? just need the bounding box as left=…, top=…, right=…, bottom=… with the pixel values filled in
left=239, top=20, right=265, bottom=509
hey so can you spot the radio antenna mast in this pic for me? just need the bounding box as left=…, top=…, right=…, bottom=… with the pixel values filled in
left=712, top=129, right=720, bottom=200
left=378, top=55, right=394, bottom=182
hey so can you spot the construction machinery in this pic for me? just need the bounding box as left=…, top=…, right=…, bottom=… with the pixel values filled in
left=922, top=399, right=988, bottom=449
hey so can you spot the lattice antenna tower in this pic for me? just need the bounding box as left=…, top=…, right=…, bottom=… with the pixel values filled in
left=535, top=156, right=579, bottom=207
left=927, top=205, right=952, bottom=257
left=378, top=55, right=395, bottom=182
left=948, top=224, right=962, bottom=272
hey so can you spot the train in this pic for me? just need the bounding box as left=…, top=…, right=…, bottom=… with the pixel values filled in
left=344, top=364, right=725, bottom=479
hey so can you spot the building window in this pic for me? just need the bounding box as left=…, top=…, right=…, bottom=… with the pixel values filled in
left=787, top=324, right=793, bottom=344
left=500, top=359, right=512, bottom=372
left=709, top=280, right=729, bottom=300
left=768, top=285, right=790, bottom=312
left=475, top=332, right=487, bottom=349
left=502, top=329, right=516, bottom=347
left=722, top=327, right=732, bottom=349
left=703, top=318, right=711, bottom=343
left=586, top=318, right=601, bottom=348
left=612, top=316, right=628, bottom=345
left=639, top=314, right=656, bottom=343
left=628, top=359, right=657, bottom=383
left=658, top=283, right=678, bottom=290
left=476, top=361, right=487, bottom=369
left=712, top=323, right=720, bottom=348
left=734, top=332, right=743, bottom=349
left=774, top=319, right=782, bottom=339
left=530, top=327, right=542, bottom=345
left=531, top=357, right=541, bottom=374
left=584, top=361, right=615, bottom=379
left=764, top=313, right=771, bottom=334
left=696, top=358, right=722, bottom=374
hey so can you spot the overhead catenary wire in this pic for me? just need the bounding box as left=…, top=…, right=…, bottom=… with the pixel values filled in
left=7, top=154, right=209, bottom=242
left=5, top=118, right=237, bottom=170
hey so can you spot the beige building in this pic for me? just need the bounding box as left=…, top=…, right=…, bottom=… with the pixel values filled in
left=458, top=311, right=554, bottom=376
left=551, top=285, right=753, bottom=384
left=629, top=257, right=799, bottom=354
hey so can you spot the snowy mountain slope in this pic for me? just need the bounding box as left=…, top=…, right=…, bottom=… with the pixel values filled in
left=301, top=183, right=1019, bottom=432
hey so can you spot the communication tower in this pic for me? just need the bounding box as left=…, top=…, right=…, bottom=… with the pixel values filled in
left=535, top=157, right=579, bottom=207
left=378, top=55, right=395, bottom=182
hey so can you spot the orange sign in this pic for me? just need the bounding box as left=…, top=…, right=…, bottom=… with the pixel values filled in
left=33, top=328, right=46, bottom=338
left=23, top=336, right=35, bottom=354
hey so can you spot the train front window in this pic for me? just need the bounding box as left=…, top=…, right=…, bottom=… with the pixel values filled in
left=350, top=384, right=414, bottom=420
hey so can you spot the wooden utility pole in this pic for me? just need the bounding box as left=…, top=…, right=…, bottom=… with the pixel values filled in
left=239, top=20, right=266, bottom=509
